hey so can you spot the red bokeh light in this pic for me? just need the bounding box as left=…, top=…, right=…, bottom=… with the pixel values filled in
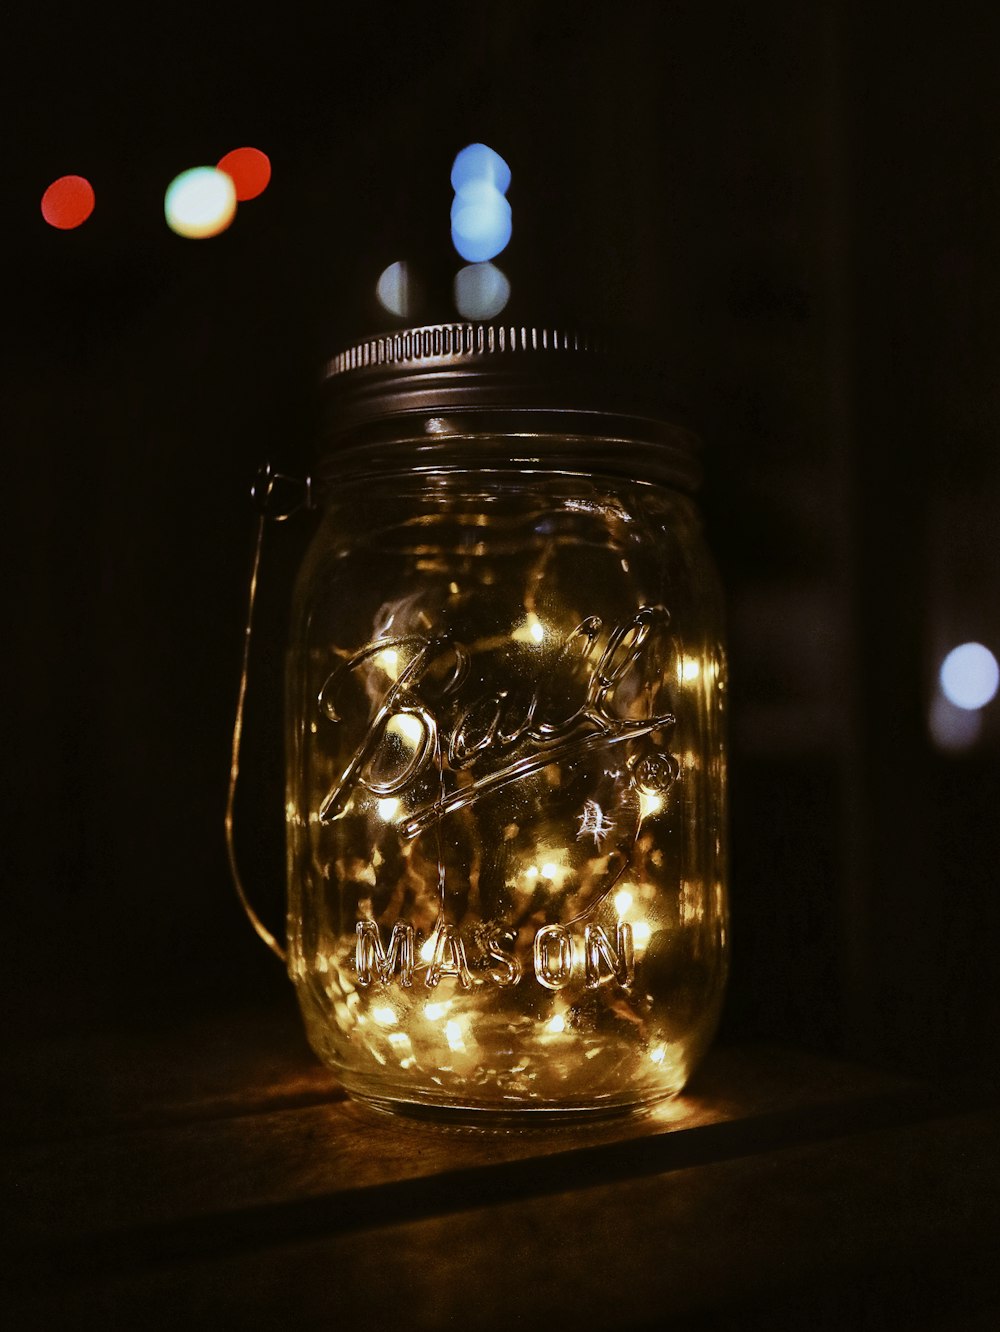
left=216, top=147, right=271, bottom=202
left=41, top=175, right=95, bottom=230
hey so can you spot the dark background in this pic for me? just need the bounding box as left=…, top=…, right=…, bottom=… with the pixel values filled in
left=5, top=1, right=999, bottom=1086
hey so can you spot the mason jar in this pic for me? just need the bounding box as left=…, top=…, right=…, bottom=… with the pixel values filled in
left=284, top=324, right=727, bottom=1122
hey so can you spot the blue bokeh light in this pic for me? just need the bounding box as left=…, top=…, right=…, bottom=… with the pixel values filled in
left=451, top=143, right=511, bottom=196
left=939, top=641, right=1000, bottom=711
left=451, top=184, right=512, bottom=263
left=450, top=142, right=512, bottom=263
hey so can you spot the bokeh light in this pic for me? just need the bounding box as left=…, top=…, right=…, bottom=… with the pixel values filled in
left=451, top=143, right=511, bottom=195
left=450, top=142, right=512, bottom=264
left=939, top=642, right=999, bottom=711
left=929, top=691, right=983, bottom=751
left=164, top=167, right=237, bottom=239
left=453, top=262, right=510, bottom=318
left=216, top=147, right=271, bottom=201
left=376, top=260, right=415, bottom=317
left=451, top=182, right=512, bottom=263
left=41, top=175, right=95, bottom=230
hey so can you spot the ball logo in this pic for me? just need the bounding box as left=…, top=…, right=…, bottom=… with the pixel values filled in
left=315, top=606, right=679, bottom=990
left=318, top=605, right=677, bottom=835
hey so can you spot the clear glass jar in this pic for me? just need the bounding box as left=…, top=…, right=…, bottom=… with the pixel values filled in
left=285, top=327, right=727, bottom=1122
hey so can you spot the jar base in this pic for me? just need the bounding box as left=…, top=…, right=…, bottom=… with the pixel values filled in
left=343, top=1083, right=675, bottom=1129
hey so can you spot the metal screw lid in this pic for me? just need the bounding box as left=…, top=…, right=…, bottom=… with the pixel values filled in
left=319, top=322, right=700, bottom=491
left=325, top=323, right=601, bottom=378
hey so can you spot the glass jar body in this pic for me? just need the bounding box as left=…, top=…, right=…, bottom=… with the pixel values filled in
left=285, top=438, right=727, bottom=1122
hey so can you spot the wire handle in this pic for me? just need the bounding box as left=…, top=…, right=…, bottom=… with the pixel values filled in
left=225, top=463, right=313, bottom=964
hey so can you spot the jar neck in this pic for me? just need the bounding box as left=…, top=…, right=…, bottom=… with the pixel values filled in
left=317, top=408, right=702, bottom=495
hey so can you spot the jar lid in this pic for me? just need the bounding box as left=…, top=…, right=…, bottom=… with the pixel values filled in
left=320, top=322, right=701, bottom=490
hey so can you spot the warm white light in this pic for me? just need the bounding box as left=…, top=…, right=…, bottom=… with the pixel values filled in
left=372, top=1006, right=397, bottom=1027
left=639, top=791, right=664, bottom=820
left=682, top=659, right=701, bottom=681
left=164, top=166, right=236, bottom=239
left=547, top=1013, right=566, bottom=1034
left=388, top=1031, right=410, bottom=1047
left=445, top=1019, right=465, bottom=1051
left=939, top=642, right=999, bottom=711
left=650, top=1045, right=666, bottom=1064
left=632, top=921, right=652, bottom=946
left=453, top=261, right=510, bottom=318
left=541, top=863, right=558, bottom=880
left=376, top=797, right=400, bottom=821
left=614, top=890, right=633, bottom=916
left=423, top=1001, right=449, bottom=1021
left=513, top=613, right=546, bottom=644
left=386, top=712, right=425, bottom=746
left=419, top=938, right=436, bottom=963
left=525, top=865, right=539, bottom=879
left=376, top=647, right=400, bottom=678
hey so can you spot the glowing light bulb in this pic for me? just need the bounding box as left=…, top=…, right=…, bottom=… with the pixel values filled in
left=377, top=797, right=400, bottom=821
left=546, top=1013, right=566, bottom=1034
left=614, top=890, right=633, bottom=916
left=513, top=613, right=546, bottom=644
left=939, top=642, right=999, bottom=711
left=453, top=262, right=510, bottom=319
left=164, top=166, right=236, bottom=239
left=216, top=147, right=271, bottom=201
left=40, top=175, right=95, bottom=230
left=682, top=659, right=701, bottom=681
left=639, top=791, right=664, bottom=821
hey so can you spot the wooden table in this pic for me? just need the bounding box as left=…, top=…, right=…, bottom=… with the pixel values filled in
left=8, top=1006, right=999, bottom=1329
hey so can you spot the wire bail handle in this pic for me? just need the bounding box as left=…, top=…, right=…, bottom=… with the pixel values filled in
left=225, top=462, right=313, bottom=963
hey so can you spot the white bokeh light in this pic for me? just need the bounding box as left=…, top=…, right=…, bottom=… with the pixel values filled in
left=939, top=642, right=999, bottom=711
left=453, top=262, right=510, bottom=318
left=929, top=692, right=983, bottom=751
left=164, top=166, right=237, bottom=239
left=376, top=260, right=413, bottom=317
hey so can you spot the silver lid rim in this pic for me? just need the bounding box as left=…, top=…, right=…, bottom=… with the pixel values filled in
left=325, top=324, right=600, bottom=380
